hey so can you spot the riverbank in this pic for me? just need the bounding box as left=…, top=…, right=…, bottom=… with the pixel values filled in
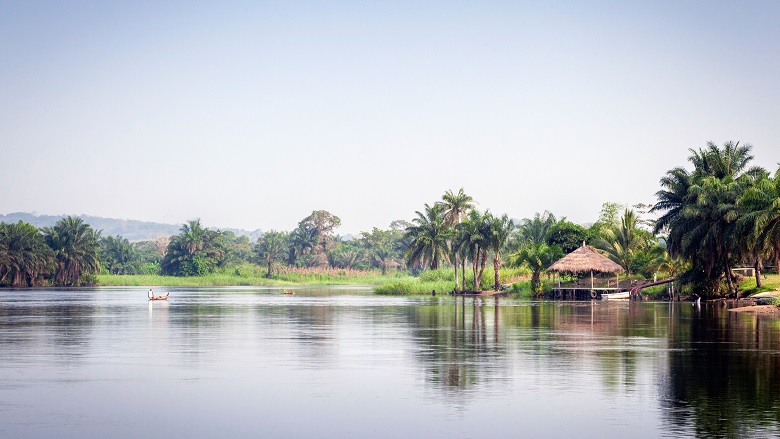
left=97, top=267, right=414, bottom=287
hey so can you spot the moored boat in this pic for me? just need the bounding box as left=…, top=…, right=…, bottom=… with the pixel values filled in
left=601, top=291, right=629, bottom=300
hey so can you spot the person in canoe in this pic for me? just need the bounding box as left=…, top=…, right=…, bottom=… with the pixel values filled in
left=148, top=288, right=154, bottom=299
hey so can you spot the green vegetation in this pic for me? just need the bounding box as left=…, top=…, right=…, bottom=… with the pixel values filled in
left=3, top=141, right=779, bottom=296
left=653, top=141, right=779, bottom=297
left=739, top=273, right=780, bottom=296
left=0, top=216, right=102, bottom=287
left=99, top=265, right=410, bottom=287
left=374, top=267, right=529, bottom=295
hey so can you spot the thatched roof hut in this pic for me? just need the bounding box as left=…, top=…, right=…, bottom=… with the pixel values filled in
left=548, top=245, right=623, bottom=274
left=548, top=244, right=624, bottom=291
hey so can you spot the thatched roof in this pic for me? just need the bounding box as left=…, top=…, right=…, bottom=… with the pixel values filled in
left=548, top=244, right=623, bottom=274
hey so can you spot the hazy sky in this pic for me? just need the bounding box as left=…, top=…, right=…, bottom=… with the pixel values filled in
left=2, top=1, right=778, bottom=234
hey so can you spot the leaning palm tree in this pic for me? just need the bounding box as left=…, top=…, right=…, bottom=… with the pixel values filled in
left=42, top=216, right=101, bottom=286
left=439, top=188, right=475, bottom=291
left=405, top=203, right=451, bottom=270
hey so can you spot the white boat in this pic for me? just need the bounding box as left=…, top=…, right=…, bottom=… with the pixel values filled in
left=601, top=291, right=630, bottom=300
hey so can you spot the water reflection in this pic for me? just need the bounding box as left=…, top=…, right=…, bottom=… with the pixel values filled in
left=0, top=288, right=779, bottom=438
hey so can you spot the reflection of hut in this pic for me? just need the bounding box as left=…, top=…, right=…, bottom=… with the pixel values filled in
left=548, top=243, right=624, bottom=294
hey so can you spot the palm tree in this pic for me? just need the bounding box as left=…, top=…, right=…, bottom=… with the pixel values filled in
left=488, top=214, right=514, bottom=291
left=596, top=209, right=646, bottom=276
left=288, top=223, right=316, bottom=267
left=42, top=216, right=101, bottom=286
left=0, top=221, right=53, bottom=287
left=371, top=244, right=394, bottom=275
left=180, top=219, right=207, bottom=255
left=652, top=141, right=765, bottom=296
left=459, top=210, right=492, bottom=290
left=510, top=242, right=561, bottom=295
left=405, top=203, right=451, bottom=271
left=99, top=235, right=141, bottom=275
left=161, top=222, right=227, bottom=276
left=738, top=167, right=780, bottom=284
left=256, top=231, right=288, bottom=278
left=651, top=167, right=692, bottom=250
left=439, top=188, right=475, bottom=291
left=512, top=211, right=557, bottom=249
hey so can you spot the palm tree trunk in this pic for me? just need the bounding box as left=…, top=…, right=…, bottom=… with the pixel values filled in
left=461, top=258, right=466, bottom=290
left=266, top=257, right=273, bottom=278
left=453, top=253, right=460, bottom=291
left=472, top=250, right=479, bottom=291
left=724, top=259, right=736, bottom=296
left=477, top=249, right=487, bottom=290
left=493, top=256, right=501, bottom=291
left=531, top=269, right=541, bottom=295
left=754, top=257, right=762, bottom=288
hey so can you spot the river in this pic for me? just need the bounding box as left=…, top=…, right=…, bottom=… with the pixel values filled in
left=1, top=286, right=778, bottom=438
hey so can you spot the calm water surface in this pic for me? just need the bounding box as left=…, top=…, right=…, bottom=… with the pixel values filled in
left=1, top=287, right=779, bottom=438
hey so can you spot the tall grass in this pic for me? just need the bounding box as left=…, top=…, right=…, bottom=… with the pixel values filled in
left=374, top=266, right=531, bottom=294
left=374, top=280, right=454, bottom=295
left=97, top=263, right=414, bottom=287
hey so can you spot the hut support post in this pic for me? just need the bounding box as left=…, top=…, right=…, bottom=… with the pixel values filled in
left=590, top=270, right=594, bottom=290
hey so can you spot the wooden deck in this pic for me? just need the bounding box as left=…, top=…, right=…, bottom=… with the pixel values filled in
left=451, top=290, right=508, bottom=297
left=549, top=287, right=624, bottom=300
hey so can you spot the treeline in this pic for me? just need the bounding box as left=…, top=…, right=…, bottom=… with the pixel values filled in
left=403, top=189, right=670, bottom=294
left=652, top=141, right=779, bottom=296
left=0, top=210, right=411, bottom=286
left=0, top=217, right=100, bottom=287
left=2, top=140, right=777, bottom=296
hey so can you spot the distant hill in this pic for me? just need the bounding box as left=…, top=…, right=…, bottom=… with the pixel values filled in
left=0, top=212, right=263, bottom=242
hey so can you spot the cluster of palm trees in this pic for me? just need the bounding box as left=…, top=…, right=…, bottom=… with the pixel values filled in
left=652, top=141, right=780, bottom=296
left=0, top=216, right=100, bottom=287
left=405, top=189, right=515, bottom=291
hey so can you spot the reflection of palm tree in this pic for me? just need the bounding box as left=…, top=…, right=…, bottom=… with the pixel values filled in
left=405, top=204, right=451, bottom=270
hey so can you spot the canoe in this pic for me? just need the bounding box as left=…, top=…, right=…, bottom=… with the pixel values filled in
left=601, top=291, right=629, bottom=300
left=149, top=292, right=169, bottom=301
